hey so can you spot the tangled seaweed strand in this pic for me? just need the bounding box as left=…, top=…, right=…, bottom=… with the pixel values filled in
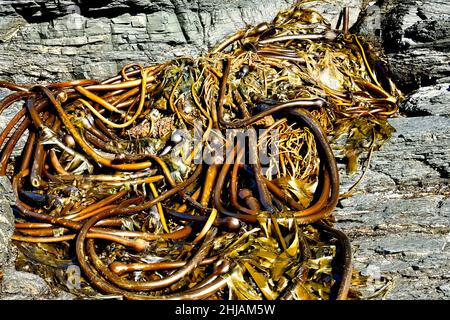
left=0, top=3, right=401, bottom=300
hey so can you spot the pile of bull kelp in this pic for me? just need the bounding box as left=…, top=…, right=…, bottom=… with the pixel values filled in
left=0, top=2, right=401, bottom=300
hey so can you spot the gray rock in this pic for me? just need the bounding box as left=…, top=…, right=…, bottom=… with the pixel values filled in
left=301, top=0, right=362, bottom=29
left=0, top=176, right=15, bottom=206
left=438, top=284, right=450, bottom=297
left=374, top=235, right=444, bottom=256
left=335, top=2, right=450, bottom=297
left=146, top=11, right=187, bottom=44
left=0, top=200, right=14, bottom=268
left=355, top=0, right=450, bottom=92
left=131, top=14, right=148, bottom=28
left=0, top=0, right=365, bottom=81
left=405, top=20, right=450, bottom=43
left=85, top=19, right=111, bottom=36
left=0, top=270, right=51, bottom=298
left=386, top=277, right=446, bottom=300
left=174, top=10, right=204, bottom=45
left=111, top=14, right=134, bottom=25
left=0, top=16, right=27, bottom=43
left=0, top=178, right=14, bottom=268
left=401, top=83, right=450, bottom=116
left=388, top=50, right=450, bottom=92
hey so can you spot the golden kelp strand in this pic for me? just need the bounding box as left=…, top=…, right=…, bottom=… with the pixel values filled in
left=0, top=2, right=401, bottom=300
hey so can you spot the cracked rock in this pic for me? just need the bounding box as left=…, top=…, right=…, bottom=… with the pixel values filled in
left=401, top=83, right=450, bottom=117
left=1, top=270, right=51, bottom=298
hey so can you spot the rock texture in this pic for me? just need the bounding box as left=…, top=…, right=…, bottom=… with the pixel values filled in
left=1, top=0, right=299, bottom=83
left=0, top=0, right=364, bottom=83
left=356, top=0, right=450, bottom=92
left=0, top=0, right=449, bottom=299
left=337, top=111, right=450, bottom=299
left=340, top=0, right=450, bottom=299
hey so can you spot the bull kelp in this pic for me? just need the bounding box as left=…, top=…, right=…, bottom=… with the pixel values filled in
left=0, top=1, right=401, bottom=300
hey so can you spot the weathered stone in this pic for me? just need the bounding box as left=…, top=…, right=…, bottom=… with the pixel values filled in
left=85, top=20, right=111, bottom=36
left=112, top=14, right=133, bottom=25
left=388, top=50, right=450, bottom=92
left=0, top=270, right=51, bottom=298
left=301, top=0, right=362, bottom=29
left=401, top=83, right=450, bottom=116
left=146, top=11, right=186, bottom=44
left=438, top=284, right=450, bottom=297
left=131, top=14, right=148, bottom=28
left=405, top=20, right=450, bottom=43
left=53, top=13, right=86, bottom=32
left=0, top=200, right=14, bottom=268
left=174, top=11, right=204, bottom=45
left=112, top=24, right=146, bottom=35
left=374, top=235, right=444, bottom=256
left=386, top=277, right=448, bottom=300
left=355, top=0, right=450, bottom=92
left=0, top=16, right=27, bottom=43
left=334, top=2, right=450, bottom=294
left=0, top=0, right=366, bottom=81
left=0, top=177, right=15, bottom=206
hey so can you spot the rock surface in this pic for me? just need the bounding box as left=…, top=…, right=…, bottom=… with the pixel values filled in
left=355, top=0, right=450, bottom=92
left=0, top=0, right=365, bottom=83
left=337, top=112, right=450, bottom=299
left=0, top=0, right=449, bottom=300
left=340, top=0, right=450, bottom=299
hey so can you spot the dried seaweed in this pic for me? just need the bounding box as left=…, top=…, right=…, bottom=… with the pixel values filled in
left=0, top=1, right=401, bottom=300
